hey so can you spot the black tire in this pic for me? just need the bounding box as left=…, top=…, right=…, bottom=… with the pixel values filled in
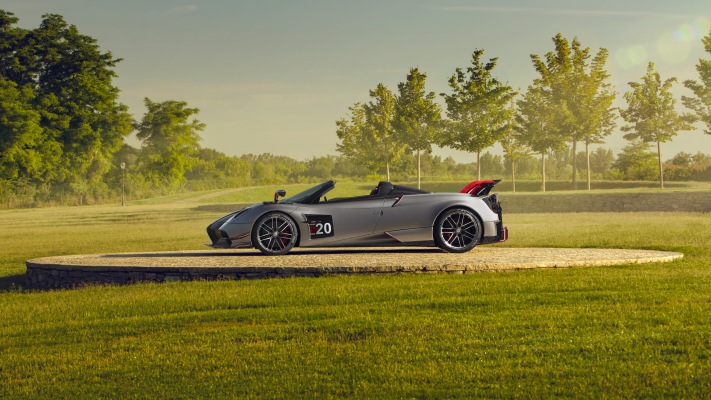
left=252, top=212, right=299, bottom=255
left=434, top=208, right=482, bottom=253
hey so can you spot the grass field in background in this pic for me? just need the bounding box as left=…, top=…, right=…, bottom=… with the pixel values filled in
left=1, top=188, right=710, bottom=398
left=189, top=180, right=711, bottom=215
left=202, top=180, right=711, bottom=204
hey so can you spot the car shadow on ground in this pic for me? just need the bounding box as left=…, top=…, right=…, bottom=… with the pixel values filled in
left=101, top=248, right=445, bottom=258
left=0, top=274, right=26, bottom=292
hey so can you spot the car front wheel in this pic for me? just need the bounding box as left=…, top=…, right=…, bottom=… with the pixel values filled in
left=252, top=212, right=299, bottom=255
left=434, top=208, right=482, bottom=253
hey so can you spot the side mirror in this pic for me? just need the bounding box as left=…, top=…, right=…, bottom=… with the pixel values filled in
left=274, top=189, right=286, bottom=203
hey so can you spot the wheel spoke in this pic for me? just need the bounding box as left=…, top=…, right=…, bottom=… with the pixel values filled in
left=462, top=231, right=477, bottom=241
left=460, top=220, right=475, bottom=229
left=273, top=237, right=283, bottom=250
left=277, top=220, right=290, bottom=231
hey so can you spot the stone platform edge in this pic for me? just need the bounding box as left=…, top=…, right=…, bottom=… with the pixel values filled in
left=25, top=249, right=683, bottom=289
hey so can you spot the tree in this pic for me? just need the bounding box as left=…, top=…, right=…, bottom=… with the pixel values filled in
left=364, top=84, right=403, bottom=181
left=516, top=83, right=562, bottom=191
left=612, top=139, right=657, bottom=181
left=336, top=103, right=376, bottom=174
left=337, top=84, right=405, bottom=182
left=587, top=147, right=614, bottom=176
left=304, top=156, right=336, bottom=180
left=0, top=11, right=132, bottom=200
left=529, top=34, right=616, bottom=189
left=683, top=29, right=711, bottom=134
left=135, top=98, right=205, bottom=188
left=393, top=68, right=442, bottom=188
left=578, top=49, right=617, bottom=190
left=440, top=50, right=516, bottom=180
left=620, top=62, right=695, bottom=188
left=478, top=152, right=505, bottom=177
left=26, top=14, right=133, bottom=185
left=500, top=126, right=531, bottom=192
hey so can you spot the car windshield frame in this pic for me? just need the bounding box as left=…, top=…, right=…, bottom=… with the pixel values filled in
left=281, top=180, right=335, bottom=204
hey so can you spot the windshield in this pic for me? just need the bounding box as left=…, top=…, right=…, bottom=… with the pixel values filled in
left=282, top=181, right=335, bottom=204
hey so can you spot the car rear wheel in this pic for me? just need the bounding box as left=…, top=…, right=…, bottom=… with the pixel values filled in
left=252, top=212, right=298, bottom=255
left=434, top=208, right=482, bottom=253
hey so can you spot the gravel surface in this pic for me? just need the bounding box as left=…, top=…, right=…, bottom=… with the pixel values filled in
left=30, top=247, right=683, bottom=273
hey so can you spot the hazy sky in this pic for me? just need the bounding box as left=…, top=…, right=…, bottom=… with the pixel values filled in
left=5, top=0, right=711, bottom=162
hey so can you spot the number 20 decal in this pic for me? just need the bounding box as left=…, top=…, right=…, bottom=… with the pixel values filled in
left=306, top=215, right=335, bottom=238
left=314, top=222, right=332, bottom=235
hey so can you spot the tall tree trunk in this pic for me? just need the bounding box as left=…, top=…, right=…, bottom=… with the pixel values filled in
left=386, top=161, right=390, bottom=182
left=572, top=140, right=578, bottom=190
left=512, top=160, right=516, bottom=193
left=586, top=141, right=591, bottom=191
left=477, top=150, right=481, bottom=180
left=541, top=152, right=546, bottom=192
left=657, top=140, right=664, bottom=189
left=417, top=149, right=421, bottom=189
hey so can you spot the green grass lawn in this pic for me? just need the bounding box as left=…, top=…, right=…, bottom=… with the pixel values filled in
left=1, top=191, right=710, bottom=398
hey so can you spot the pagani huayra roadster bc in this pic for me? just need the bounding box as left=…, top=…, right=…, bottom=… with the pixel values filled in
left=207, top=180, right=507, bottom=255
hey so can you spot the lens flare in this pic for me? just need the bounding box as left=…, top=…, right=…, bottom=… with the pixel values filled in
left=615, top=46, right=648, bottom=70
left=673, top=17, right=710, bottom=43
left=656, top=17, right=709, bottom=65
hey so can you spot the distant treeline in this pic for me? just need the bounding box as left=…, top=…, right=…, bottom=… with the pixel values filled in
left=1, top=10, right=711, bottom=208
left=5, top=139, right=711, bottom=208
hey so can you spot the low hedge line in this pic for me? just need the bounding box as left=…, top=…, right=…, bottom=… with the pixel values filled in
left=500, top=191, right=711, bottom=213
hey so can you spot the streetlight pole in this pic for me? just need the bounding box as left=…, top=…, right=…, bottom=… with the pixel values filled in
left=120, top=162, right=125, bottom=206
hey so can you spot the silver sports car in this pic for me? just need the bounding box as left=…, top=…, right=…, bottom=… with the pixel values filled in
left=207, top=180, right=507, bottom=255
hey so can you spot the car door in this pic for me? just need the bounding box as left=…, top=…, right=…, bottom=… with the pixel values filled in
left=298, top=197, right=386, bottom=246
left=375, top=194, right=434, bottom=233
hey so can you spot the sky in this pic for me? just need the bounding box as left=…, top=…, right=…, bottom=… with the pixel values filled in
left=4, top=0, right=711, bottom=163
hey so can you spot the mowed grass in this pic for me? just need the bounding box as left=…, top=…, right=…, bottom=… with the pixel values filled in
left=1, top=195, right=710, bottom=398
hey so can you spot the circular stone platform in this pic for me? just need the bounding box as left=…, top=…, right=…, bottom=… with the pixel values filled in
left=25, top=247, right=683, bottom=288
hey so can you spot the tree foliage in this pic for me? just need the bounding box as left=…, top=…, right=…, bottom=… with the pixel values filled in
left=516, top=83, right=561, bottom=191
left=393, top=68, right=442, bottom=188
left=135, top=98, right=205, bottom=188
left=529, top=34, right=616, bottom=189
left=364, top=84, right=403, bottom=181
left=0, top=79, right=45, bottom=180
left=336, top=102, right=374, bottom=172
left=612, top=139, right=658, bottom=181
left=683, top=29, right=711, bottom=134
left=577, top=147, right=614, bottom=176
left=440, top=49, right=516, bottom=179
left=336, top=84, right=404, bottom=181
left=621, top=62, right=695, bottom=188
left=0, top=10, right=132, bottom=201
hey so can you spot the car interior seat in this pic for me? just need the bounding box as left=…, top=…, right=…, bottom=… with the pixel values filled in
left=370, top=181, right=394, bottom=196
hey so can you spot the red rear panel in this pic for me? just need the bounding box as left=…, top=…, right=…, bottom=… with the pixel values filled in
left=460, top=180, right=500, bottom=196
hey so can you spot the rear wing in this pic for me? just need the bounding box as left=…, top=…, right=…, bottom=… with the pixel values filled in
left=460, top=180, right=501, bottom=196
